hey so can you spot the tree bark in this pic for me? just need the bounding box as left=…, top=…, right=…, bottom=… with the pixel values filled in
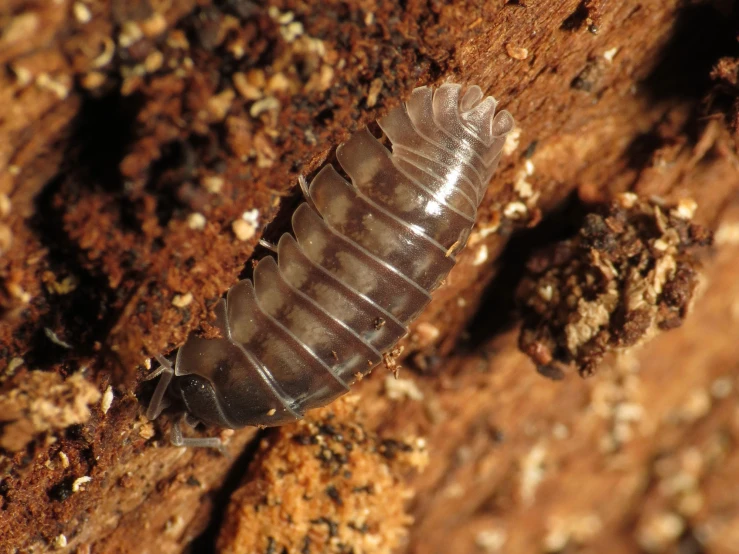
left=1, top=1, right=738, bottom=553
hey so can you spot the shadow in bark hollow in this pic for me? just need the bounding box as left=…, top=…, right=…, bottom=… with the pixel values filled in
left=66, top=90, right=140, bottom=195
left=640, top=3, right=737, bottom=104
left=560, top=0, right=598, bottom=33
left=461, top=192, right=587, bottom=353
left=27, top=179, right=117, bottom=373
left=621, top=4, right=738, bottom=172
left=23, top=90, right=143, bottom=373
left=189, top=428, right=272, bottom=553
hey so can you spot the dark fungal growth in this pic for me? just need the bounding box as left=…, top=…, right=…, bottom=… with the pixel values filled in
left=517, top=193, right=712, bottom=379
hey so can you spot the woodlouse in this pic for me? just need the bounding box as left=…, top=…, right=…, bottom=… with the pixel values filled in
left=146, top=83, right=514, bottom=448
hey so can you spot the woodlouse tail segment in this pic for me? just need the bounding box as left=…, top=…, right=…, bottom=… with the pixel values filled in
left=457, top=85, right=510, bottom=145
left=378, top=83, right=513, bottom=206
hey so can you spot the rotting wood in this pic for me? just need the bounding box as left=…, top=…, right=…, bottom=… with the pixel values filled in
left=1, top=1, right=738, bottom=553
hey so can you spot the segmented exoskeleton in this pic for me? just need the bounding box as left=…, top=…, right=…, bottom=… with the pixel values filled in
left=146, top=83, right=514, bottom=448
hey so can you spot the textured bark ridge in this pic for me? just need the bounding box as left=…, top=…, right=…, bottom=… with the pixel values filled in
left=1, top=1, right=739, bottom=553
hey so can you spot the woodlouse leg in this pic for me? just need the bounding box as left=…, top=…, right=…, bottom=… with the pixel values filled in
left=146, top=354, right=174, bottom=420
left=171, top=415, right=228, bottom=455
left=142, top=360, right=167, bottom=381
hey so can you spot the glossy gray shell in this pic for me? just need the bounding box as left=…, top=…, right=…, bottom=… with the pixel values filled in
left=153, top=83, right=513, bottom=430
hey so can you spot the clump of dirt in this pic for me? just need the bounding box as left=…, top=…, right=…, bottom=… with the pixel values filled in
left=517, top=193, right=712, bottom=379
left=0, top=370, right=100, bottom=451
left=217, top=396, right=428, bottom=554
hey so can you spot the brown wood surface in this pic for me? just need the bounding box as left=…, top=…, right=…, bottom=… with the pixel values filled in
left=1, top=1, right=738, bottom=553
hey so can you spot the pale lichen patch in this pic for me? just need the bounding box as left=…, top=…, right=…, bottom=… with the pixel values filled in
left=475, top=529, right=507, bottom=553
left=187, top=212, right=207, bottom=230
left=384, top=376, right=424, bottom=401
left=52, top=534, right=67, bottom=550
left=72, top=475, right=92, bottom=493
left=520, top=443, right=548, bottom=505
left=0, top=372, right=101, bottom=451
left=101, top=386, right=114, bottom=414
left=232, top=219, right=256, bottom=242
left=506, top=43, right=529, bottom=60
left=172, top=292, right=193, bottom=308
left=637, top=512, right=685, bottom=552
left=502, top=126, right=522, bottom=155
